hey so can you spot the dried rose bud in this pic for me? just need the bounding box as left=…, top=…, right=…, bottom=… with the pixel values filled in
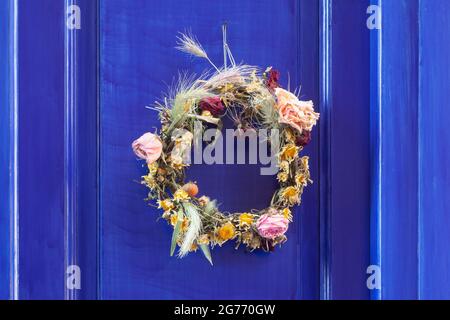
left=296, top=130, right=312, bottom=147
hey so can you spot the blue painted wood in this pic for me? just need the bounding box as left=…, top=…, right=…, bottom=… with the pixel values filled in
left=323, top=0, right=371, bottom=299
left=0, top=0, right=14, bottom=300
left=369, top=0, right=450, bottom=300
left=9, top=0, right=450, bottom=301
left=297, top=0, right=320, bottom=300
left=418, top=0, right=450, bottom=300
left=64, top=0, right=98, bottom=300
left=99, top=0, right=320, bottom=299
left=319, top=0, right=332, bottom=300
left=369, top=0, right=382, bottom=301
left=18, top=0, right=66, bottom=299
left=378, top=0, right=419, bottom=300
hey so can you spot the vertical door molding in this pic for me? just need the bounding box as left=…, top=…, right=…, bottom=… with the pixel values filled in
left=64, top=0, right=98, bottom=300
left=64, top=0, right=80, bottom=300
left=369, top=0, right=382, bottom=301
left=319, top=0, right=332, bottom=300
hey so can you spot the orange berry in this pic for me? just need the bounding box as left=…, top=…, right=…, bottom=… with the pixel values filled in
left=182, top=182, right=199, bottom=197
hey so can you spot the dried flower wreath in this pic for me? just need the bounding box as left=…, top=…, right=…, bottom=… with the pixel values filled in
left=132, top=26, right=319, bottom=264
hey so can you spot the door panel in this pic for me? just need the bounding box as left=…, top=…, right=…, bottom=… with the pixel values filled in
left=99, top=0, right=319, bottom=299
left=18, top=0, right=66, bottom=299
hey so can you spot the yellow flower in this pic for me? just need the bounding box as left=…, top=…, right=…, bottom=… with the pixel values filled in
left=190, top=243, right=198, bottom=252
left=300, top=156, right=310, bottom=170
left=173, top=162, right=188, bottom=170
left=158, top=199, right=174, bottom=212
left=295, top=173, right=307, bottom=187
left=280, top=144, right=299, bottom=162
left=182, top=218, right=189, bottom=231
left=170, top=214, right=178, bottom=226
left=282, top=186, right=300, bottom=205
left=282, top=208, right=293, bottom=221
left=279, top=160, right=290, bottom=173
left=284, top=128, right=296, bottom=143
left=173, top=189, right=190, bottom=202
left=183, top=99, right=193, bottom=112
left=170, top=214, right=189, bottom=231
left=197, top=234, right=210, bottom=245
left=245, top=80, right=262, bottom=93
left=239, top=213, right=254, bottom=227
left=201, top=110, right=212, bottom=117
left=277, top=172, right=288, bottom=183
left=142, top=174, right=157, bottom=189
left=147, top=162, right=158, bottom=175
left=162, top=211, right=171, bottom=220
left=168, top=156, right=189, bottom=170
left=219, top=83, right=234, bottom=93
left=218, top=222, right=236, bottom=241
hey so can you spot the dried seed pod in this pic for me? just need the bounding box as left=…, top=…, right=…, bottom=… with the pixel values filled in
left=182, top=182, right=199, bottom=197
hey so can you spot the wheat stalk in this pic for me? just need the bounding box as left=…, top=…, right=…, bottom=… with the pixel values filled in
left=176, top=32, right=220, bottom=72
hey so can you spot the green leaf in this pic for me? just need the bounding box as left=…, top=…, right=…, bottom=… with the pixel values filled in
left=200, top=244, right=213, bottom=266
left=170, top=209, right=184, bottom=256
left=204, top=200, right=218, bottom=216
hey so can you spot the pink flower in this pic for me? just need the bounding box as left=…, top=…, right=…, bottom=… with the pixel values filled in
left=132, top=132, right=163, bottom=164
left=275, top=88, right=319, bottom=134
left=256, top=213, right=289, bottom=239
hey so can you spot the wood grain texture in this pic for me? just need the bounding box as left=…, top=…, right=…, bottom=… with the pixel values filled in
left=418, top=0, right=450, bottom=299
left=379, top=0, right=420, bottom=300
left=8, top=0, right=450, bottom=300
left=325, top=0, right=371, bottom=299
left=369, top=0, right=382, bottom=301
left=374, top=0, right=450, bottom=300
left=0, top=0, right=13, bottom=300
left=18, top=0, right=65, bottom=299
left=99, top=0, right=320, bottom=299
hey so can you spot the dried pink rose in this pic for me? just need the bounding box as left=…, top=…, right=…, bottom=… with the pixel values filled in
left=256, top=213, right=289, bottom=239
left=275, top=88, right=319, bottom=134
left=132, top=132, right=163, bottom=164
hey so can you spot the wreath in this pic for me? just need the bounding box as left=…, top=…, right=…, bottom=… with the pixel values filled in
left=132, top=27, right=319, bottom=264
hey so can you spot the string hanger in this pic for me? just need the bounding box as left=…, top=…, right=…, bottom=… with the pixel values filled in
left=222, top=23, right=236, bottom=70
